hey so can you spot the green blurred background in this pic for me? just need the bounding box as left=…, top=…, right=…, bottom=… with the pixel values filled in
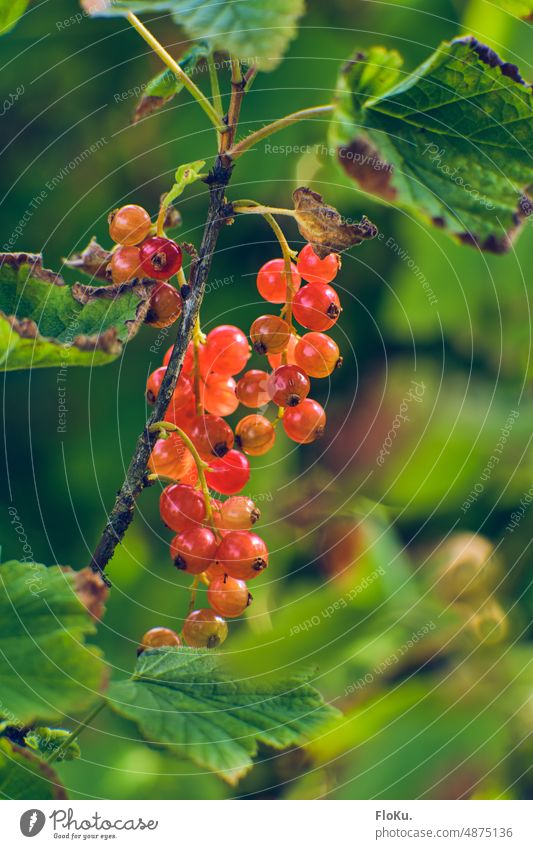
left=1, top=0, right=532, bottom=799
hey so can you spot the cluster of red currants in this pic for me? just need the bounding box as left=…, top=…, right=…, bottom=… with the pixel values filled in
left=107, top=203, right=183, bottom=329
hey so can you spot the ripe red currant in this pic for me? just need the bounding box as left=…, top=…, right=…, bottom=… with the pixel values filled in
left=190, top=414, right=234, bottom=459
left=267, top=365, right=310, bottom=407
left=207, top=575, right=252, bottom=618
left=145, top=283, right=183, bottom=328
left=283, top=398, right=326, bottom=443
left=138, top=626, right=181, bottom=655
left=205, top=450, right=250, bottom=495
left=148, top=433, right=198, bottom=483
left=250, top=315, right=291, bottom=355
left=182, top=609, right=228, bottom=648
left=201, top=373, right=239, bottom=417
left=267, top=333, right=298, bottom=369
left=293, top=283, right=341, bottom=331
left=297, top=243, right=340, bottom=284
left=257, top=258, right=301, bottom=303
left=235, top=414, right=276, bottom=456
left=219, top=496, right=260, bottom=530
left=204, top=325, right=250, bottom=375
left=294, top=332, right=342, bottom=378
left=171, top=526, right=218, bottom=574
left=109, top=204, right=151, bottom=246
left=235, top=370, right=270, bottom=408
left=109, top=245, right=142, bottom=283
left=160, top=484, right=206, bottom=533
left=146, top=366, right=166, bottom=404
left=216, top=531, right=268, bottom=580
left=140, top=236, right=182, bottom=280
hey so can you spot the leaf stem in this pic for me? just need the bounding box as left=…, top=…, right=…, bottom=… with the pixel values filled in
left=208, top=52, right=223, bottom=147
left=227, top=104, right=334, bottom=160
left=47, top=700, right=107, bottom=764
left=192, top=315, right=204, bottom=414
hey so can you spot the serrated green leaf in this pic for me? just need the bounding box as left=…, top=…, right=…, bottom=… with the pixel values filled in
left=0, top=0, right=29, bottom=35
left=0, top=252, right=153, bottom=370
left=84, top=0, right=305, bottom=71
left=0, top=739, right=67, bottom=800
left=0, top=561, right=107, bottom=725
left=331, top=37, right=533, bottom=252
left=107, top=647, right=338, bottom=784
left=24, top=727, right=81, bottom=762
left=134, top=41, right=209, bottom=121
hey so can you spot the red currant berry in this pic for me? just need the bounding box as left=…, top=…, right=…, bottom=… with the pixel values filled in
left=207, top=575, right=252, bottom=618
left=205, top=450, right=250, bottom=495
left=109, top=245, right=142, bottom=283
left=160, top=484, right=206, bottom=533
left=267, top=364, right=310, bottom=407
left=235, top=414, right=276, bottom=456
left=140, top=236, right=182, bottom=280
left=138, top=626, right=181, bottom=655
left=204, top=325, right=250, bottom=375
left=294, top=332, right=342, bottom=378
left=145, top=283, right=183, bottom=328
left=148, top=433, right=198, bottom=483
left=235, top=370, right=270, bottom=408
left=293, top=283, right=341, bottom=331
left=201, top=373, right=239, bottom=417
left=167, top=374, right=195, bottom=414
left=257, top=258, right=301, bottom=303
left=283, top=398, right=326, bottom=443
left=109, top=204, right=151, bottom=246
left=182, top=609, right=228, bottom=648
left=171, top=526, right=218, bottom=574
left=216, top=531, right=268, bottom=580
left=190, top=414, right=234, bottom=459
left=146, top=366, right=166, bottom=404
left=297, top=243, right=340, bottom=284
left=219, top=496, right=260, bottom=530
left=250, top=315, right=291, bottom=355
left=267, top=333, right=298, bottom=369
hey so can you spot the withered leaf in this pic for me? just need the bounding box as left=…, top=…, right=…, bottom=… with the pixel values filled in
left=292, top=187, right=378, bottom=258
left=64, top=237, right=112, bottom=282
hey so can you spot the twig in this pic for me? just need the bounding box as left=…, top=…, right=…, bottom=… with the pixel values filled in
left=227, top=104, right=334, bottom=160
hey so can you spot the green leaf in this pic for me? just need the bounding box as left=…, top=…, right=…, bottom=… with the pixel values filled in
left=107, top=647, right=338, bottom=785
left=84, top=0, right=305, bottom=71
left=500, top=0, right=533, bottom=17
left=0, top=0, right=29, bottom=35
left=134, top=41, right=209, bottom=121
left=0, top=561, right=107, bottom=725
left=165, top=160, right=206, bottom=208
left=331, top=37, right=533, bottom=252
left=24, top=727, right=81, bottom=762
left=0, top=252, right=154, bottom=370
left=0, top=739, right=67, bottom=800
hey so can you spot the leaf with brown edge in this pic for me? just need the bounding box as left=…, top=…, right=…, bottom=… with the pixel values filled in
left=293, top=187, right=378, bottom=258
left=70, top=567, right=109, bottom=621
left=64, top=238, right=112, bottom=282
left=0, top=739, right=68, bottom=800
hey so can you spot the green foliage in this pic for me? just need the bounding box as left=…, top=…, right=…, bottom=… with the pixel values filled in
left=107, top=647, right=339, bottom=785
left=24, top=727, right=81, bottom=761
left=0, top=561, right=107, bottom=724
left=0, top=0, right=29, bottom=35
left=0, top=739, right=66, bottom=800
left=134, top=41, right=209, bottom=121
left=500, top=0, right=533, bottom=16
left=331, top=37, right=533, bottom=251
left=164, top=160, right=207, bottom=209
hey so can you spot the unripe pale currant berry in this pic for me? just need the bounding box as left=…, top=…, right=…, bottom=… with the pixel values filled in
left=205, top=450, right=250, bottom=495
left=250, top=315, right=291, bottom=355
left=297, top=243, right=340, bottom=284
left=283, top=398, right=326, bottom=443
left=236, top=415, right=276, bottom=456
left=235, top=370, right=270, bottom=408
left=137, top=626, right=181, bottom=655
left=109, top=204, right=151, bottom=246
left=267, top=365, right=310, bottom=407
left=148, top=433, right=198, bottom=484
left=201, top=373, right=239, bottom=416
left=207, top=575, right=252, bottom=618
left=145, top=283, right=182, bottom=328
left=293, top=283, right=341, bottom=331
left=216, top=531, right=269, bottom=580
left=219, top=496, right=261, bottom=530
left=294, top=332, right=342, bottom=378
left=171, top=526, right=218, bottom=574
left=204, top=325, right=250, bottom=375
left=159, top=484, right=206, bottom=533
left=182, top=609, right=228, bottom=648
left=140, top=236, right=182, bottom=280
left=109, top=245, right=142, bottom=283
left=267, top=333, right=298, bottom=369
left=256, top=258, right=301, bottom=303
left=190, top=414, right=234, bottom=459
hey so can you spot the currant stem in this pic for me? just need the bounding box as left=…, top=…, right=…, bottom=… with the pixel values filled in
left=187, top=575, right=200, bottom=615
left=192, top=315, right=204, bottom=414
left=125, top=12, right=226, bottom=133
left=227, top=104, right=335, bottom=160
left=47, top=700, right=107, bottom=764
left=232, top=203, right=297, bottom=219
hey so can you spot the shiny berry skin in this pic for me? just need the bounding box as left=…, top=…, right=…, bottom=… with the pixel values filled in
left=146, top=368, right=192, bottom=410
left=109, top=245, right=142, bottom=283
left=201, top=373, right=239, bottom=417
left=216, top=531, right=268, bottom=580
left=140, top=236, right=182, bottom=280
left=267, top=365, right=310, bottom=407
left=205, top=450, right=250, bottom=495
left=297, top=243, right=340, bottom=284
left=109, top=204, right=151, bottom=246
left=295, top=332, right=342, bottom=378
left=145, top=283, right=183, bottom=328
left=148, top=433, right=198, bottom=483
left=182, top=609, right=228, bottom=648
left=236, top=414, right=276, bottom=456
left=283, top=398, right=326, bottom=443
left=207, top=575, right=252, bottom=618
left=219, top=496, right=260, bottom=530
left=235, top=370, right=270, bottom=408
left=138, top=626, right=181, bottom=655
left=204, top=325, right=250, bottom=375
left=190, top=414, right=234, bottom=459
left=293, top=283, right=341, bottom=331
left=250, top=314, right=291, bottom=355
left=146, top=366, right=167, bottom=404
left=267, top=333, right=298, bottom=369
left=171, top=526, right=218, bottom=574
left=256, top=258, right=301, bottom=304
left=160, top=484, right=206, bottom=533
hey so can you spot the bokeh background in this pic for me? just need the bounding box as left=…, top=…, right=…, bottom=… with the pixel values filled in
left=1, top=0, right=532, bottom=799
